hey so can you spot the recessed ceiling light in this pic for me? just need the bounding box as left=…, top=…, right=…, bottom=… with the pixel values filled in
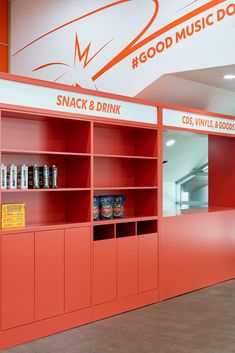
left=223, top=74, right=235, bottom=80
left=166, top=139, right=175, bottom=147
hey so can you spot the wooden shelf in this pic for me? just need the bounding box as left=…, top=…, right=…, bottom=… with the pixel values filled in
left=94, top=157, right=157, bottom=189
left=93, top=123, right=157, bottom=158
left=2, top=190, right=91, bottom=225
left=1, top=107, right=158, bottom=237
left=1, top=117, right=91, bottom=154
left=94, top=188, right=158, bottom=218
left=93, top=216, right=158, bottom=226
left=1, top=154, right=91, bottom=189
left=93, top=154, right=158, bottom=160
left=93, top=218, right=158, bottom=241
left=94, top=186, right=158, bottom=191
left=2, top=149, right=91, bottom=157
left=0, top=221, right=92, bottom=235
left=2, top=188, right=91, bottom=193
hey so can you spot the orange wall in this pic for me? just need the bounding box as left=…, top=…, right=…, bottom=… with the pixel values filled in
left=209, top=135, right=235, bottom=208
left=0, top=0, right=8, bottom=72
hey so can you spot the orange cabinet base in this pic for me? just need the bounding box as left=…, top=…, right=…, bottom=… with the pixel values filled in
left=92, top=289, right=158, bottom=322
left=0, top=290, right=158, bottom=350
left=0, top=307, right=92, bottom=350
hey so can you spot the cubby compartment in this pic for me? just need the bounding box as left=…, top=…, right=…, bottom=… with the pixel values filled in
left=1, top=153, right=91, bottom=189
left=94, top=189, right=158, bottom=219
left=132, top=189, right=158, bottom=217
left=94, top=157, right=157, bottom=188
left=93, top=224, right=115, bottom=241
left=116, top=222, right=136, bottom=238
left=1, top=190, right=91, bottom=226
left=1, top=112, right=91, bottom=154
left=137, top=220, right=158, bottom=235
left=94, top=123, right=157, bottom=157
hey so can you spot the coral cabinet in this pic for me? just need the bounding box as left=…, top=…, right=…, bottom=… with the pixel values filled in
left=0, top=74, right=158, bottom=349
left=4, top=73, right=235, bottom=351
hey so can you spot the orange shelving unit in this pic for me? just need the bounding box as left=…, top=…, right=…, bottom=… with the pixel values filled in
left=0, top=74, right=158, bottom=349
left=2, top=73, right=235, bottom=351
left=92, top=120, right=158, bottom=310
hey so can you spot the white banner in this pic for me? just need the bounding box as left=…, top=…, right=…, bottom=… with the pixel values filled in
left=10, top=0, right=235, bottom=97
left=163, top=108, right=235, bottom=135
left=0, top=78, right=157, bottom=124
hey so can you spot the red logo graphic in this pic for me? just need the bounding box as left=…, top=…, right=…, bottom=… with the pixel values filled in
left=32, top=33, right=113, bottom=85
left=74, top=34, right=113, bottom=69
left=13, top=0, right=159, bottom=86
left=12, top=0, right=225, bottom=87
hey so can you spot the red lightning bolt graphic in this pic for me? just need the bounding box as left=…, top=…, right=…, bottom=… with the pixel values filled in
left=74, top=34, right=113, bottom=69
left=32, top=34, right=113, bottom=75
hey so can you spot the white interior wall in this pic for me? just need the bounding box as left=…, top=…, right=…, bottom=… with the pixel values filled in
left=163, top=181, right=176, bottom=212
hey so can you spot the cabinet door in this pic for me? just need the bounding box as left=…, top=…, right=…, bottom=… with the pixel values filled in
left=93, top=239, right=116, bottom=305
left=117, top=237, right=138, bottom=298
left=2, top=232, right=34, bottom=329
left=65, top=227, right=91, bottom=312
left=139, top=234, right=158, bottom=292
left=35, top=229, right=64, bottom=321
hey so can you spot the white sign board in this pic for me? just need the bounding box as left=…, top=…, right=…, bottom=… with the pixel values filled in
left=0, top=78, right=157, bottom=124
left=163, top=108, right=235, bottom=135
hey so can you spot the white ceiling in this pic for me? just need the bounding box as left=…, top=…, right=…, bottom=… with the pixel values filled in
left=172, top=65, right=235, bottom=92
left=137, top=65, right=235, bottom=116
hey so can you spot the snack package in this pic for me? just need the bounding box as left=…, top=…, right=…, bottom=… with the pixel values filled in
left=113, top=195, right=126, bottom=219
left=100, top=195, right=114, bottom=220
left=2, top=203, right=25, bottom=229
left=93, top=196, right=100, bottom=221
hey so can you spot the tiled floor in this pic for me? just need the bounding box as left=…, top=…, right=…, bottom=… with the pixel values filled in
left=3, top=280, right=235, bottom=353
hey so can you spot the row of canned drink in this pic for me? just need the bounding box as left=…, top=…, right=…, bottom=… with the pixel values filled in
left=1, top=164, right=58, bottom=189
